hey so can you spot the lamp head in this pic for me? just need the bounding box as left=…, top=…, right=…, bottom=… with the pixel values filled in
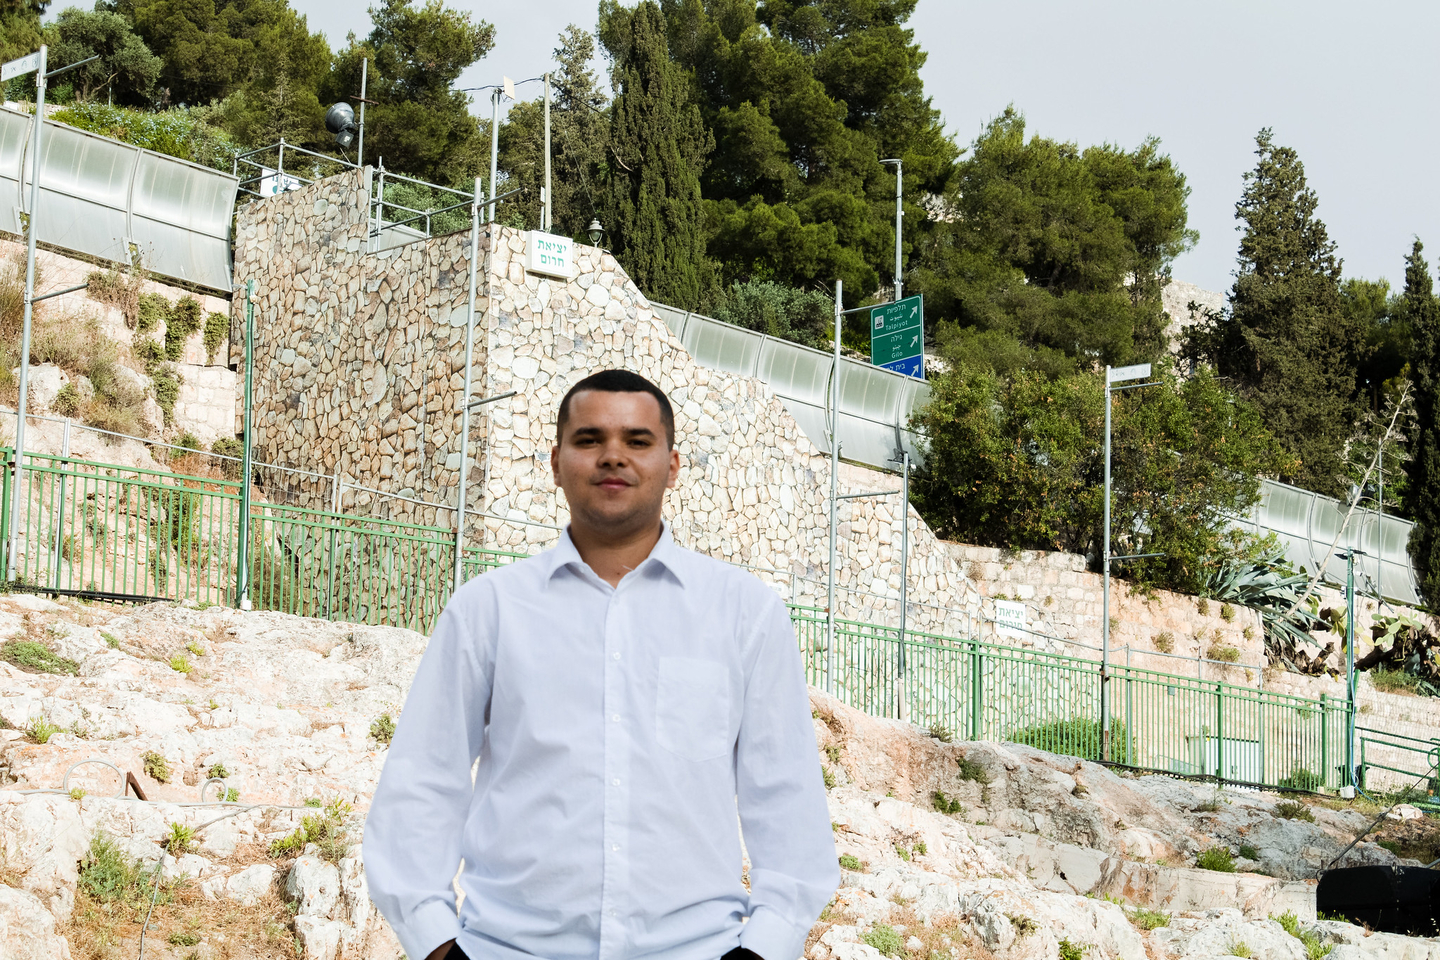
left=325, top=102, right=358, bottom=149
left=587, top=219, right=604, bottom=244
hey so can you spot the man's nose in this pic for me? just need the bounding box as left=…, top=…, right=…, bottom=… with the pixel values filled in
left=597, top=441, right=629, bottom=466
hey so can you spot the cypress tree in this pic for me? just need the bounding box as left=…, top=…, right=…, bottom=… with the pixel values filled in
left=599, top=0, right=715, bottom=310
left=1402, top=240, right=1440, bottom=605
left=1190, top=129, right=1359, bottom=497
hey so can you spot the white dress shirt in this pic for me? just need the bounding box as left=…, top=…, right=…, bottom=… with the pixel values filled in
left=364, top=522, right=838, bottom=960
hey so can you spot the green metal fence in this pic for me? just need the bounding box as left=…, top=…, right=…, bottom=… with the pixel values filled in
left=0, top=447, right=1433, bottom=795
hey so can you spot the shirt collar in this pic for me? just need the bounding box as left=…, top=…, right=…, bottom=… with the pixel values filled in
left=543, top=520, right=688, bottom=588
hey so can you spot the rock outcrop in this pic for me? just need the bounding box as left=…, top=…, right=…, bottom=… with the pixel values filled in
left=0, top=595, right=1433, bottom=959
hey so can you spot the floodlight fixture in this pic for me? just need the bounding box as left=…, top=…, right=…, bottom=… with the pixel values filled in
left=325, top=102, right=358, bottom=149
left=587, top=219, right=604, bottom=244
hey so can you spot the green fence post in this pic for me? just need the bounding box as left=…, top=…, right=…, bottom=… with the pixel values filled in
left=1320, top=693, right=1329, bottom=791
left=969, top=640, right=983, bottom=741
left=1215, top=682, right=1225, bottom=781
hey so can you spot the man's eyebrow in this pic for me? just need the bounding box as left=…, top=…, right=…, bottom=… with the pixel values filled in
left=566, top=425, right=658, bottom=437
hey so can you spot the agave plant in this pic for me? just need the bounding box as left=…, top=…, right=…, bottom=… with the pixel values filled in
left=1202, top=549, right=1328, bottom=668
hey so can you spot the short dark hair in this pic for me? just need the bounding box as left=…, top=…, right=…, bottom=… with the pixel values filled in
left=556, top=369, right=675, bottom=448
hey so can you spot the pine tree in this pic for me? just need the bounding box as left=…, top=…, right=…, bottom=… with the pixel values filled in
left=1402, top=240, right=1440, bottom=605
left=599, top=0, right=715, bottom=310
left=1187, top=129, right=1359, bottom=498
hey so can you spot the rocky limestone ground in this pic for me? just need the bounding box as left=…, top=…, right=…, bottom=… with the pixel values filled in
left=0, top=595, right=1435, bottom=960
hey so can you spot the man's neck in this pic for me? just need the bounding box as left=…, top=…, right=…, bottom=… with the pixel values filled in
left=569, top=518, right=664, bottom=588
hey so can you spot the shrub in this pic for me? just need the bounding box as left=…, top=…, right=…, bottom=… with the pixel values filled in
left=894, top=844, right=910, bottom=861
left=165, top=296, right=202, bottom=360
left=956, top=755, right=991, bottom=783
left=1058, top=939, right=1087, bottom=960
left=133, top=336, right=165, bottom=368
left=1278, top=769, right=1322, bottom=794
left=1231, top=942, right=1252, bottom=958
left=168, top=933, right=201, bottom=947
left=822, top=766, right=836, bottom=789
left=79, top=833, right=163, bottom=906
left=150, top=365, right=182, bottom=424
left=711, top=279, right=835, bottom=350
left=169, top=654, right=191, bottom=674
left=86, top=266, right=144, bottom=327
left=203, top=311, right=229, bottom=363
left=2, top=639, right=78, bottom=674
left=53, top=382, right=81, bottom=417
left=932, top=791, right=966, bottom=815
left=135, top=293, right=169, bottom=333
left=1197, top=598, right=1210, bottom=616
left=1275, top=800, right=1316, bottom=822
left=838, top=853, right=865, bottom=871
left=1196, top=847, right=1236, bottom=872
left=861, top=923, right=903, bottom=957
left=142, top=750, right=170, bottom=783
left=207, top=762, right=229, bottom=779
left=1153, top=631, right=1174, bottom=653
left=52, top=102, right=239, bottom=171
left=1010, top=718, right=1132, bottom=763
left=1206, top=643, right=1241, bottom=663
left=269, top=798, right=352, bottom=861
left=1221, top=602, right=1237, bottom=622
left=1370, top=667, right=1430, bottom=696
left=69, top=787, right=86, bottom=800
left=1130, top=908, right=1170, bottom=930
left=224, top=787, right=240, bottom=802
left=101, top=631, right=119, bottom=649
left=175, top=431, right=202, bottom=453
left=26, top=717, right=60, bottom=743
left=164, top=821, right=194, bottom=855
left=370, top=713, right=396, bottom=744
left=928, top=722, right=954, bottom=743
left=1239, top=843, right=1260, bottom=860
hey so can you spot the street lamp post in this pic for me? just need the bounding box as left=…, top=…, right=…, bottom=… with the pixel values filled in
left=1101, top=363, right=1159, bottom=762
left=880, top=158, right=902, bottom=302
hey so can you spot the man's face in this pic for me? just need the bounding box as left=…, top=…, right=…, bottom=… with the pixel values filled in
left=551, top=390, right=681, bottom=539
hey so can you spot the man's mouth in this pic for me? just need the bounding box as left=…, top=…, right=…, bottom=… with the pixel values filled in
left=598, top=477, right=631, bottom=490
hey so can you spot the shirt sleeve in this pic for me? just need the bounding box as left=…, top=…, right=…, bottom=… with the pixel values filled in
left=735, top=589, right=839, bottom=960
left=363, top=587, right=494, bottom=960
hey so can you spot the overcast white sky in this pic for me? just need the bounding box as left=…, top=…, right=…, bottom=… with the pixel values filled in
left=289, top=0, right=1440, bottom=296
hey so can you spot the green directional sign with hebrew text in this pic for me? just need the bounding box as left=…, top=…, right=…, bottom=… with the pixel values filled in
left=870, top=295, right=924, bottom=378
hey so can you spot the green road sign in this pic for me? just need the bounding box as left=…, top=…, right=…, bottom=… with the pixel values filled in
left=870, top=295, right=924, bottom=377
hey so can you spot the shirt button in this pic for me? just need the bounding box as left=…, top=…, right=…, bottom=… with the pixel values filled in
left=612, top=714, right=621, bottom=722
left=612, top=652, right=621, bottom=660
left=612, top=778, right=620, bottom=785
left=612, top=844, right=620, bottom=851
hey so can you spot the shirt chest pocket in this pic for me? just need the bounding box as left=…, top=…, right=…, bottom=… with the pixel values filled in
left=654, top=656, right=732, bottom=762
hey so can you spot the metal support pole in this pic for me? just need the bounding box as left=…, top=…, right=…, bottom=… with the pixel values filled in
left=897, top=450, right=910, bottom=722
left=1101, top=368, right=1112, bottom=762
left=1346, top=548, right=1357, bottom=786
left=357, top=57, right=367, bottom=168
left=236, top=279, right=255, bottom=611
left=453, top=177, right=483, bottom=591
left=892, top=161, right=902, bottom=302
left=543, top=73, right=552, bottom=232
left=826, top=279, right=842, bottom=697
left=9, top=44, right=46, bottom=580
left=488, top=89, right=500, bottom=223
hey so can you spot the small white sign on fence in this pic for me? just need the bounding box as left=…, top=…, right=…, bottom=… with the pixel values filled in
left=994, top=599, right=1027, bottom=641
left=525, top=230, right=575, bottom=279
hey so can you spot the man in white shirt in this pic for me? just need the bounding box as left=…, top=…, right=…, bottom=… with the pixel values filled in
left=364, top=368, right=838, bottom=960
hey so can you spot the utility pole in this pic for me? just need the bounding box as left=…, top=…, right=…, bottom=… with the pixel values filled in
left=1100, top=363, right=1158, bottom=761
left=237, top=279, right=255, bottom=610
left=454, top=177, right=483, bottom=590
left=488, top=87, right=500, bottom=223
left=7, top=45, right=46, bottom=580
left=1343, top=547, right=1365, bottom=791
left=357, top=57, right=367, bottom=167
left=543, top=73, right=552, bottom=232
left=881, top=158, right=902, bottom=301
left=827, top=280, right=842, bottom=697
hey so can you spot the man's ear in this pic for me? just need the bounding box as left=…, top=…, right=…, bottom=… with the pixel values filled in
left=550, top=443, right=562, bottom=487
left=666, top=446, right=680, bottom=489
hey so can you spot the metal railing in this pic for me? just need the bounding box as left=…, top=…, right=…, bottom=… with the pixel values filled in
left=1, top=446, right=1436, bottom=796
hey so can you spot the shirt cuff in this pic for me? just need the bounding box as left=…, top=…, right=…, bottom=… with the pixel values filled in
left=395, top=897, right=463, bottom=960
left=740, top=905, right=808, bottom=960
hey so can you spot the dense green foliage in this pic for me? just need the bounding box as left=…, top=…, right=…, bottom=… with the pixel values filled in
left=599, top=1, right=716, bottom=309
left=1404, top=241, right=1440, bottom=607
left=1185, top=130, right=1360, bottom=498
left=911, top=359, right=1290, bottom=594
left=711, top=280, right=832, bottom=349
left=47, top=6, right=161, bottom=104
